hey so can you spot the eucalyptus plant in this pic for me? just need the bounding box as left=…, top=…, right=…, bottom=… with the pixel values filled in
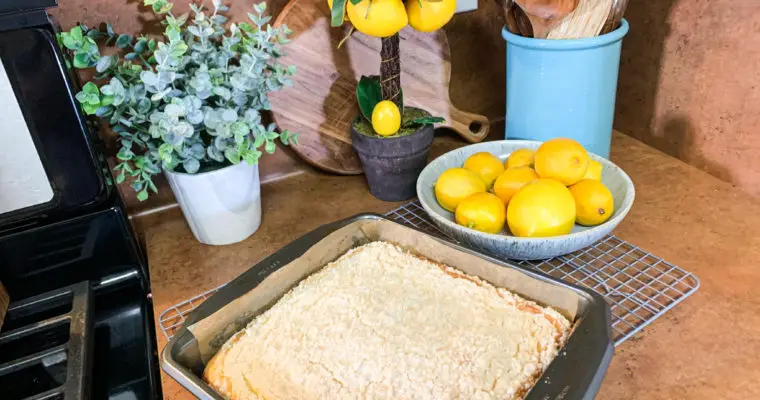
left=58, top=0, right=296, bottom=200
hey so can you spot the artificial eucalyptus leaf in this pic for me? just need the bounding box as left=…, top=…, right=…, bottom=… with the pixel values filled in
left=117, top=147, right=134, bottom=161
left=158, top=143, right=174, bottom=163
left=265, top=140, right=276, bottom=154
left=224, top=148, right=240, bottom=164
left=116, top=34, right=131, bottom=48
left=356, top=76, right=382, bottom=121
left=182, top=158, right=200, bottom=174
left=187, top=109, right=204, bottom=125
left=221, top=108, right=237, bottom=122
left=96, top=56, right=113, bottom=73
left=82, top=103, right=100, bottom=115
left=143, top=161, right=161, bottom=174
left=95, top=106, right=114, bottom=117
left=134, top=40, right=148, bottom=54
left=75, top=91, right=89, bottom=104
left=73, top=53, right=91, bottom=68
left=242, top=149, right=260, bottom=165
left=137, top=98, right=151, bottom=113
left=86, top=29, right=102, bottom=40
left=207, top=146, right=224, bottom=162
left=62, top=35, right=78, bottom=50
left=71, top=26, right=83, bottom=41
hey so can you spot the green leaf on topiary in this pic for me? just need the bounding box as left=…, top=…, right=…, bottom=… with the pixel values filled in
left=404, top=116, right=445, bottom=127
left=356, top=76, right=382, bottom=121
left=398, top=87, right=404, bottom=114
left=330, top=0, right=347, bottom=27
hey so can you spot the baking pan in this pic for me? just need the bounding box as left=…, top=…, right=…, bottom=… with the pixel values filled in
left=162, top=214, right=613, bottom=400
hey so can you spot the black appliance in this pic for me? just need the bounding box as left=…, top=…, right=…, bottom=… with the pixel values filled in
left=0, top=1, right=162, bottom=399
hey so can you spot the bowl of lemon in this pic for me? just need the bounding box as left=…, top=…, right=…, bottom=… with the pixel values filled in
left=416, top=138, right=635, bottom=260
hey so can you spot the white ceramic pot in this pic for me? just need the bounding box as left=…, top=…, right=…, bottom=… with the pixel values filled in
left=165, top=162, right=261, bottom=246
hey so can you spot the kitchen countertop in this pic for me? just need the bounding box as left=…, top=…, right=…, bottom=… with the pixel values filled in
left=136, top=131, right=760, bottom=400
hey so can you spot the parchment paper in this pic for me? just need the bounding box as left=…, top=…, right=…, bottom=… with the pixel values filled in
left=188, top=219, right=582, bottom=363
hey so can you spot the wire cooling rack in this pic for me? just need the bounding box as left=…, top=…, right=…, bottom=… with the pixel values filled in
left=159, top=201, right=700, bottom=346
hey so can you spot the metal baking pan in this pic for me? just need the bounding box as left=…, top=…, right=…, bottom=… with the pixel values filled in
left=162, top=214, right=613, bottom=400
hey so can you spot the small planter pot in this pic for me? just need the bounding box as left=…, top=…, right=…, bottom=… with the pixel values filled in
left=165, top=161, right=261, bottom=246
left=351, top=116, right=434, bottom=202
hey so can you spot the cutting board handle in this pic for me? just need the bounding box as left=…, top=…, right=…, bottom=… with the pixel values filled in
left=449, top=107, right=491, bottom=143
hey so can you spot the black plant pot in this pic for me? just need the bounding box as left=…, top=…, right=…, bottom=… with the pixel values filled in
left=351, top=118, right=434, bottom=202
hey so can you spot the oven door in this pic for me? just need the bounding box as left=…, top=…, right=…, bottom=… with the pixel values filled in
left=0, top=206, right=161, bottom=400
left=0, top=25, right=110, bottom=230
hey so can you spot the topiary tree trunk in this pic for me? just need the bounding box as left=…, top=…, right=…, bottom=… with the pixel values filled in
left=380, top=33, right=401, bottom=109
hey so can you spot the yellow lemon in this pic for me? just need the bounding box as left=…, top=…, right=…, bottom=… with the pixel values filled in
left=327, top=0, right=348, bottom=21
left=492, top=167, right=539, bottom=205
left=506, top=148, right=535, bottom=169
left=371, top=100, right=401, bottom=136
left=406, top=0, right=456, bottom=33
left=463, top=152, right=504, bottom=189
left=434, top=168, right=486, bottom=212
left=534, top=138, right=590, bottom=186
left=507, top=179, right=576, bottom=238
left=568, top=179, right=614, bottom=226
left=347, top=0, right=408, bottom=38
left=583, top=159, right=603, bottom=181
left=455, top=192, right=506, bottom=234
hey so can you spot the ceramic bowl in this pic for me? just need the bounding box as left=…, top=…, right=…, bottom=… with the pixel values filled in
left=416, top=140, right=635, bottom=260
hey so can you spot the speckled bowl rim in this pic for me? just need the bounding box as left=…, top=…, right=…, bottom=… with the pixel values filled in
left=416, top=140, right=636, bottom=244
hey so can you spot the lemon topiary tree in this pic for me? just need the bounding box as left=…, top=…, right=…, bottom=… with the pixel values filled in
left=329, top=0, right=457, bottom=201
left=329, top=0, right=456, bottom=137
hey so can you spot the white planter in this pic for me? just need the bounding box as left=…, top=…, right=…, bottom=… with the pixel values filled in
left=165, top=162, right=262, bottom=246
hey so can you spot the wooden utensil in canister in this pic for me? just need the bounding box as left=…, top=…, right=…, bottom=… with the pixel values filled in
left=548, top=0, right=614, bottom=39
left=514, top=0, right=579, bottom=38
left=600, top=0, right=629, bottom=34
left=500, top=0, right=534, bottom=37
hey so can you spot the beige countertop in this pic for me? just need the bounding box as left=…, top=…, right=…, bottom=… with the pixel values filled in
left=135, top=131, right=760, bottom=399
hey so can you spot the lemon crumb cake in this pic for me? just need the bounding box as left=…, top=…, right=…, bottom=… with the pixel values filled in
left=203, top=241, right=571, bottom=400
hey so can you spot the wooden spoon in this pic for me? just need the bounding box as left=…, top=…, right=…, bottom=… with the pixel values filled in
left=500, top=0, right=534, bottom=37
left=514, top=0, right=579, bottom=38
left=547, top=0, right=613, bottom=39
left=512, top=1, right=536, bottom=37
left=600, top=0, right=629, bottom=34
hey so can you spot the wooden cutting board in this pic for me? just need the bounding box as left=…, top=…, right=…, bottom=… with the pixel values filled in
left=270, top=0, right=491, bottom=175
